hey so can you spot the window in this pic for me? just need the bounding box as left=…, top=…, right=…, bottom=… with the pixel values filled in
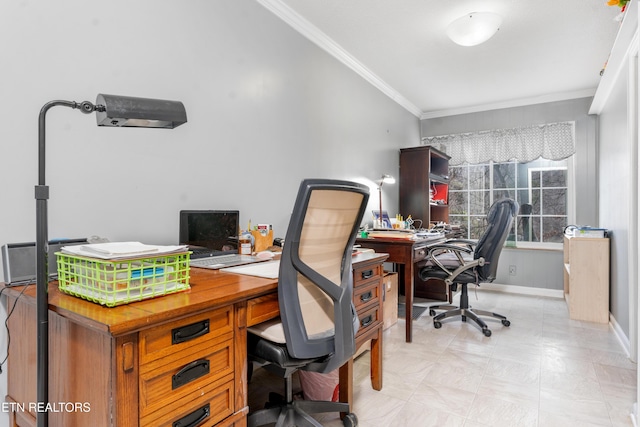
left=448, top=158, right=570, bottom=247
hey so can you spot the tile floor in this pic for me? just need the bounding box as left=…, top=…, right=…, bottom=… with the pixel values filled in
left=248, top=290, right=637, bottom=426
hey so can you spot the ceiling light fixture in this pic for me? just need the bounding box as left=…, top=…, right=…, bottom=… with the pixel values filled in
left=446, top=12, right=502, bottom=47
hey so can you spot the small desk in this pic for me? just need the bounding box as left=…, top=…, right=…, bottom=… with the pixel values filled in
left=1, top=253, right=387, bottom=426
left=356, top=236, right=444, bottom=343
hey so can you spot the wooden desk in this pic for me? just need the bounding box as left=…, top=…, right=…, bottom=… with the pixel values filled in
left=2, top=253, right=387, bottom=426
left=356, top=236, right=443, bottom=343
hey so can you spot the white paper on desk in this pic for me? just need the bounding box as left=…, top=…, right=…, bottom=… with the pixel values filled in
left=221, top=260, right=280, bottom=279
left=61, top=242, right=189, bottom=259
left=414, top=231, right=445, bottom=240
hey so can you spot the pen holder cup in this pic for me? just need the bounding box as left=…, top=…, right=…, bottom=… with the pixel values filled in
left=251, top=229, right=274, bottom=252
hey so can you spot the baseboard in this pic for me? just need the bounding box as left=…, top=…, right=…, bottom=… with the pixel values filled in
left=610, top=312, right=632, bottom=359
left=477, top=282, right=564, bottom=299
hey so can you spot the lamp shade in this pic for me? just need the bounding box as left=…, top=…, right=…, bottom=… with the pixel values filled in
left=380, top=174, right=395, bottom=185
left=446, top=12, right=502, bottom=47
left=95, top=94, right=187, bottom=128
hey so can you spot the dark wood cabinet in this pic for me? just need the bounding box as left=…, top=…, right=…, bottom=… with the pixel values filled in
left=399, top=146, right=451, bottom=300
left=399, top=146, right=450, bottom=228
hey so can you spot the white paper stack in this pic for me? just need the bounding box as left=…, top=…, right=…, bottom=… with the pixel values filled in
left=61, top=242, right=189, bottom=259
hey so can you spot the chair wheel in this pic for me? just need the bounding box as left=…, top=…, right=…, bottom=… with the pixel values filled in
left=429, top=309, right=436, bottom=316
left=502, top=319, right=511, bottom=327
left=482, top=328, right=492, bottom=337
left=433, top=321, right=442, bottom=329
left=343, top=412, right=358, bottom=427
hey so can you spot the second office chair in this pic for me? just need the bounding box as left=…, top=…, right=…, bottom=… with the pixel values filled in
left=419, top=198, right=518, bottom=337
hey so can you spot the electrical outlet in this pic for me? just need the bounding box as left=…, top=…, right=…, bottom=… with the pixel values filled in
left=509, top=265, right=516, bottom=276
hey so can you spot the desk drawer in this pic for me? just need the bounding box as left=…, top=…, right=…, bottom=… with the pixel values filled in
left=353, top=262, right=383, bottom=286
left=355, top=305, right=381, bottom=340
left=140, top=374, right=234, bottom=427
left=139, top=331, right=234, bottom=418
left=413, top=245, right=428, bottom=263
left=353, top=281, right=380, bottom=311
left=139, top=306, right=233, bottom=365
left=247, top=293, right=279, bottom=327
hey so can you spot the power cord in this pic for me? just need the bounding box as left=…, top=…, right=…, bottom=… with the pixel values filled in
left=0, top=284, right=32, bottom=374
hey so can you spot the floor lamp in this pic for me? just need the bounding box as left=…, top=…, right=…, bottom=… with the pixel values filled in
left=377, top=174, right=395, bottom=228
left=35, top=94, right=187, bottom=427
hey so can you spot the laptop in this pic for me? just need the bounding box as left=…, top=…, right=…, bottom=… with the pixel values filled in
left=179, top=210, right=267, bottom=270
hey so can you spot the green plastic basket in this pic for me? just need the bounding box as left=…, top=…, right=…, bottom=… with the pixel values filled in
left=56, top=252, right=191, bottom=307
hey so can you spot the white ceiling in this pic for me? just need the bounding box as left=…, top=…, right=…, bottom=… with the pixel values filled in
left=260, top=0, right=625, bottom=118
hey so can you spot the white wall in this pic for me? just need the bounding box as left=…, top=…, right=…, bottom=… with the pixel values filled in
left=0, top=1, right=419, bottom=424
left=597, top=51, right=633, bottom=338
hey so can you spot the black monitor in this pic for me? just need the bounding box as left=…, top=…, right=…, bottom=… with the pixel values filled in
left=179, top=210, right=239, bottom=255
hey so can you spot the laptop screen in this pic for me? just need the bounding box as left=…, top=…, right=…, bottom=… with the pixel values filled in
left=179, top=210, right=239, bottom=255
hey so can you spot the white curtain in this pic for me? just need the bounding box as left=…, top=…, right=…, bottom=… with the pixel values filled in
left=422, top=121, right=575, bottom=166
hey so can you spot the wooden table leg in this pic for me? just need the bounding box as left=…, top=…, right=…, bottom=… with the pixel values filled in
left=338, top=358, right=354, bottom=417
left=369, top=327, right=383, bottom=390
left=401, top=262, right=414, bottom=343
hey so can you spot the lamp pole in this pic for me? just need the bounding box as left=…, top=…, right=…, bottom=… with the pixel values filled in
left=377, top=174, right=395, bottom=228
left=378, top=183, right=384, bottom=228
left=33, top=95, right=185, bottom=426
left=36, top=101, right=99, bottom=427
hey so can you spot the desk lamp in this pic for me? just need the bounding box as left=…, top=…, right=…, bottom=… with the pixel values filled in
left=35, top=94, right=186, bottom=427
left=377, top=174, right=395, bottom=228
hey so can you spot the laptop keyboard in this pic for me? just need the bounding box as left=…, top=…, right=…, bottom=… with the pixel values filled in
left=190, top=254, right=253, bottom=267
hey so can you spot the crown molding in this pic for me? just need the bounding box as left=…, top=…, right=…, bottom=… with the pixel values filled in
left=589, top=0, right=638, bottom=114
left=420, top=89, right=597, bottom=120
left=257, top=0, right=422, bottom=118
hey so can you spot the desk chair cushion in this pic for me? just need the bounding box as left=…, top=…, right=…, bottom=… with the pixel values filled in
left=249, top=318, right=286, bottom=344
left=248, top=329, right=319, bottom=369
left=419, top=251, right=476, bottom=283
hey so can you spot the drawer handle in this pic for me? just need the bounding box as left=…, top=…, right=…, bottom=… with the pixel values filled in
left=172, top=359, right=210, bottom=390
left=172, top=319, right=210, bottom=345
left=360, top=291, right=373, bottom=303
left=361, top=269, right=374, bottom=280
left=173, top=403, right=210, bottom=427
left=360, top=314, right=373, bottom=328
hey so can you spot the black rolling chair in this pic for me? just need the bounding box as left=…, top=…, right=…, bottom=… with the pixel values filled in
left=419, top=198, right=518, bottom=337
left=518, top=203, right=534, bottom=241
left=247, top=179, right=368, bottom=427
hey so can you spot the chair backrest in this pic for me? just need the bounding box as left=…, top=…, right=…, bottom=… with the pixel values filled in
left=473, top=198, right=519, bottom=282
left=278, top=179, right=369, bottom=373
left=518, top=203, right=533, bottom=241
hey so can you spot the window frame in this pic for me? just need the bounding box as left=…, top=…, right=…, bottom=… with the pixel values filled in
left=448, top=157, right=573, bottom=250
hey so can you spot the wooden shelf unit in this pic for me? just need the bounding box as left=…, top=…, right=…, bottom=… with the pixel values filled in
left=399, top=145, right=450, bottom=227
left=563, top=236, right=610, bottom=323
left=399, top=146, right=450, bottom=300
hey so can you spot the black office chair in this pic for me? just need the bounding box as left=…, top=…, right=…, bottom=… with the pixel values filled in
left=247, top=179, right=368, bottom=427
left=518, top=203, right=534, bottom=241
left=419, top=198, right=518, bottom=337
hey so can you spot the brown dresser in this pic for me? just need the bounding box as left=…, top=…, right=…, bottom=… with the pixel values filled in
left=352, top=252, right=386, bottom=349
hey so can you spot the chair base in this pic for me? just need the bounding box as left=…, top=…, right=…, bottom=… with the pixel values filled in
left=430, top=284, right=510, bottom=337
left=248, top=373, right=357, bottom=427
left=249, top=399, right=353, bottom=427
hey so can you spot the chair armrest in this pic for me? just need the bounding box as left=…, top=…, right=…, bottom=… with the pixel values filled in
left=428, top=243, right=474, bottom=255
left=444, top=238, right=477, bottom=251
left=425, top=244, right=479, bottom=285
